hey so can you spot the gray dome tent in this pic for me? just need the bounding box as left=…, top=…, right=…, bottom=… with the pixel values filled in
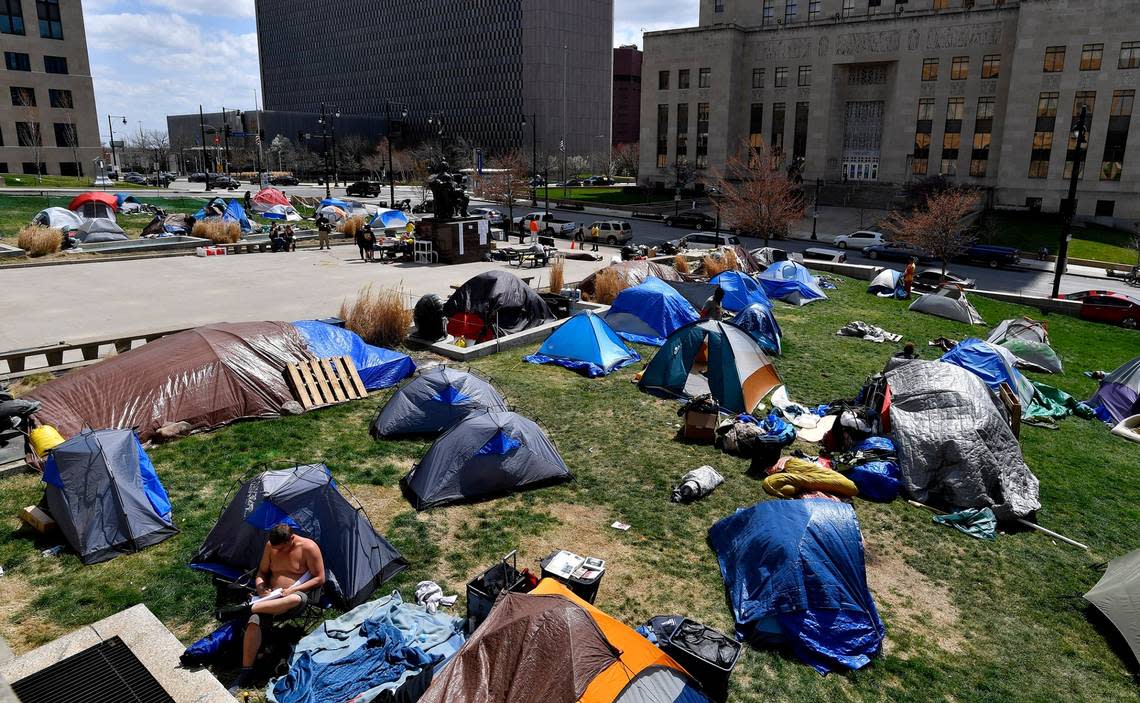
left=401, top=410, right=572, bottom=509
left=75, top=218, right=128, bottom=244
left=1085, top=548, right=1140, bottom=666
left=190, top=463, right=407, bottom=609
left=43, top=429, right=177, bottom=565
left=371, top=366, right=508, bottom=438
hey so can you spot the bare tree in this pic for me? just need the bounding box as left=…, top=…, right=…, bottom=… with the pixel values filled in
left=481, top=151, right=529, bottom=234
left=715, top=140, right=805, bottom=247
left=336, top=134, right=370, bottom=175
left=12, top=88, right=43, bottom=183
left=612, top=143, right=639, bottom=179
left=390, top=147, right=413, bottom=182
left=883, top=187, right=979, bottom=278
left=59, top=111, right=83, bottom=183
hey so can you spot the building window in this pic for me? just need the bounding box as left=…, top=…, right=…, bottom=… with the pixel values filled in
left=43, top=55, right=67, bottom=74
left=1095, top=200, right=1115, bottom=217
left=752, top=68, right=765, bottom=89
left=676, top=103, right=689, bottom=159
left=1065, top=91, right=1096, bottom=178
left=1119, top=41, right=1140, bottom=69
left=16, top=122, right=41, bottom=147
left=749, top=103, right=764, bottom=150
left=22, top=161, right=44, bottom=175
left=868, top=0, right=881, bottom=8
left=784, top=0, right=797, bottom=22
left=809, top=0, right=821, bottom=20
left=914, top=98, right=935, bottom=176
left=10, top=86, right=35, bottom=107
left=946, top=96, right=965, bottom=121
left=715, top=0, right=725, bottom=12
left=940, top=97, right=964, bottom=176
left=921, top=58, right=939, bottom=81
left=933, top=0, right=949, bottom=9
left=771, top=102, right=786, bottom=156
left=1028, top=91, right=1059, bottom=179
left=4, top=51, right=30, bottom=71
left=793, top=102, right=809, bottom=160
left=976, top=96, right=995, bottom=121
left=842, top=0, right=854, bottom=16
left=59, top=161, right=81, bottom=177
left=775, top=66, right=788, bottom=87
left=762, top=0, right=774, bottom=25
left=678, top=69, right=690, bottom=89
left=658, top=70, right=669, bottom=90
left=981, top=54, right=1000, bottom=79
left=37, top=0, right=61, bottom=39
left=695, top=103, right=710, bottom=169
left=1101, top=89, right=1134, bottom=181
left=1080, top=43, right=1103, bottom=71
left=48, top=88, right=72, bottom=108
left=656, top=104, right=669, bottom=168
left=1, top=0, right=24, bottom=35
left=698, top=67, right=710, bottom=88
left=798, top=65, right=812, bottom=87
left=951, top=56, right=969, bottom=80
left=54, top=122, right=76, bottom=147
left=970, top=97, right=995, bottom=177
left=1043, top=45, right=1066, bottom=73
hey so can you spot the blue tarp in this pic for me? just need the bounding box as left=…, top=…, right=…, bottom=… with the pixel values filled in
left=847, top=461, right=901, bottom=503
left=293, top=321, right=415, bottom=390
left=758, top=261, right=828, bottom=306
left=523, top=312, right=640, bottom=377
left=319, top=198, right=354, bottom=211
left=708, top=499, right=884, bottom=674
left=711, top=271, right=772, bottom=313
left=939, top=338, right=1034, bottom=409
left=114, top=193, right=140, bottom=208
left=602, top=276, right=700, bottom=346
left=193, top=198, right=252, bottom=233
left=731, top=303, right=782, bottom=355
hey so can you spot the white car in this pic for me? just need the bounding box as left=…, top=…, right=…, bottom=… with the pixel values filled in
left=468, top=207, right=505, bottom=226
left=832, top=230, right=885, bottom=250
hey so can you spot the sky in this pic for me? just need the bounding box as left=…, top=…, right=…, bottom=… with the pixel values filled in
left=86, top=0, right=698, bottom=140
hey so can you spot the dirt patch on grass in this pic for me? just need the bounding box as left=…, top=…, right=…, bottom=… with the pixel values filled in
left=864, top=539, right=965, bottom=656
left=0, top=573, right=65, bottom=653
left=351, top=484, right=409, bottom=527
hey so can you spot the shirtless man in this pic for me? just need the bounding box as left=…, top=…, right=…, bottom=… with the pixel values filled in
left=218, top=523, right=325, bottom=693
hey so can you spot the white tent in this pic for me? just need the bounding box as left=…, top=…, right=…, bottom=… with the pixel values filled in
left=909, top=285, right=985, bottom=325
left=33, top=207, right=83, bottom=231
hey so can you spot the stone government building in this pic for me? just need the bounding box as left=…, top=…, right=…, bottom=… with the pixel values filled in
left=640, top=0, right=1140, bottom=225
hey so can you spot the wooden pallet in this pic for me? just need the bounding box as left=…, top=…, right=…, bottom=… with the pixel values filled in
left=285, top=356, right=368, bottom=410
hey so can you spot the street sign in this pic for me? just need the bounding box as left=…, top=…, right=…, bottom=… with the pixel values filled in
left=110, top=140, right=124, bottom=148
left=674, top=194, right=681, bottom=202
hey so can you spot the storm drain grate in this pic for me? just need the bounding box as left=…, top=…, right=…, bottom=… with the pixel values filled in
left=11, top=635, right=174, bottom=703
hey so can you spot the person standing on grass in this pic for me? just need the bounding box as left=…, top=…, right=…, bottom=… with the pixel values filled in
left=903, top=257, right=916, bottom=298
left=316, top=215, right=331, bottom=250
left=590, top=223, right=600, bottom=252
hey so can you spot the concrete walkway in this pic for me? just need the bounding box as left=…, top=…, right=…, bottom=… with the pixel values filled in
left=0, top=243, right=610, bottom=351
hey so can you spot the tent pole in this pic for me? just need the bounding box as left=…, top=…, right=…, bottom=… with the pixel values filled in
left=908, top=500, right=1088, bottom=550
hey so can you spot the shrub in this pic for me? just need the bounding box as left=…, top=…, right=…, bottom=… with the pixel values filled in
left=339, top=284, right=412, bottom=348
left=340, top=215, right=366, bottom=236
left=723, top=247, right=739, bottom=271
left=192, top=220, right=240, bottom=244
left=549, top=257, right=565, bottom=294
left=590, top=267, right=629, bottom=305
left=702, top=254, right=730, bottom=279
left=17, top=225, right=62, bottom=257
left=673, top=254, right=690, bottom=275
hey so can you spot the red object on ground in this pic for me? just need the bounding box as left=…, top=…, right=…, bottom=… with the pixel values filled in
left=447, top=313, right=492, bottom=342
left=67, top=192, right=118, bottom=212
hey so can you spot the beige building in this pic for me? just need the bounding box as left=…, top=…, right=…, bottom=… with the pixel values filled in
left=0, top=0, right=100, bottom=177
left=640, top=0, right=1140, bottom=225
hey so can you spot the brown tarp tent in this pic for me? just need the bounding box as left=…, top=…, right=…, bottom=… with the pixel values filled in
left=577, top=261, right=685, bottom=299
left=27, top=322, right=311, bottom=444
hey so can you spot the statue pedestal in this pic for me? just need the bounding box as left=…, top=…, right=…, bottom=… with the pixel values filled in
left=415, top=217, right=489, bottom=264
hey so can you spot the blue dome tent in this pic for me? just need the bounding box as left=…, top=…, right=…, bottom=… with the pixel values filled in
left=193, top=198, right=252, bottom=233
left=371, top=208, right=411, bottom=230
left=524, top=311, right=641, bottom=377
left=867, top=268, right=904, bottom=297
left=292, top=320, right=415, bottom=391
left=371, top=366, right=508, bottom=438
left=710, top=271, right=771, bottom=312
left=758, top=260, right=828, bottom=306
left=939, top=338, right=1035, bottom=410
left=602, top=276, right=700, bottom=346
left=731, top=303, right=782, bottom=355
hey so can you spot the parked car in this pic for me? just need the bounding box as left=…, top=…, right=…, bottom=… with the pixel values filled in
left=346, top=181, right=383, bottom=197
left=912, top=269, right=976, bottom=293
left=513, top=212, right=578, bottom=237
left=832, top=230, right=885, bottom=250
left=956, top=244, right=1020, bottom=269
left=563, top=178, right=585, bottom=187
left=412, top=200, right=434, bottom=214
left=145, top=173, right=172, bottom=187
left=211, top=175, right=241, bottom=189
left=585, top=175, right=614, bottom=186
left=587, top=220, right=634, bottom=245
left=862, top=241, right=933, bottom=263
left=1065, top=290, right=1140, bottom=329
left=663, top=232, right=742, bottom=253
left=803, top=246, right=847, bottom=263
left=122, top=173, right=147, bottom=185
left=529, top=175, right=546, bottom=187
left=664, top=210, right=717, bottom=230
left=469, top=207, right=506, bottom=226
left=188, top=172, right=208, bottom=183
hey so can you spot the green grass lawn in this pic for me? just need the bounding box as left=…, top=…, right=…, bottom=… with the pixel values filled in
left=1, top=282, right=1138, bottom=701
left=538, top=186, right=671, bottom=206
left=986, top=212, right=1140, bottom=266
left=0, top=174, right=160, bottom=190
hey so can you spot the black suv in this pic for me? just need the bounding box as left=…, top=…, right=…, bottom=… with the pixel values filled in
left=664, top=210, right=717, bottom=230
left=346, top=181, right=382, bottom=197
left=270, top=174, right=299, bottom=186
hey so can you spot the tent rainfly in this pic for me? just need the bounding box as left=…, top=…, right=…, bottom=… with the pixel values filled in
left=867, top=268, right=903, bottom=297
left=371, top=366, right=508, bottom=438
left=758, top=260, right=828, bottom=306
left=602, top=276, right=700, bottom=346
left=731, top=303, right=783, bottom=356
left=709, top=271, right=772, bottom=313
left=909, top=285, right=985, bottom=325
left=986, top=317, right=1063, bottom=374
left=524, top=312, right=640, bottom=377
left=1084, top=548, right=1140, bottom=667
left=1089, top=356, right=1140, bottom=424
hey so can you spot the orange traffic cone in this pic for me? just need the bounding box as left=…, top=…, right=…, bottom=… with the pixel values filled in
left=570, top=238, right=575, bottom=250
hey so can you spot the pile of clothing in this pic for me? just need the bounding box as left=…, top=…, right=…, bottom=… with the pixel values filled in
left=715, top=411, right=796, bottom=470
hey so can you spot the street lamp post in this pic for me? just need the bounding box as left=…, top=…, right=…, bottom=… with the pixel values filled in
left=385, top=101, right=408, bottom=207
left=522, top=113, right=537, bottom=207
left=220, top=106, right=232, bottom=175
left=107, top=114, right=126, bottom=175
left=1052, top=104, right=1089, bottom=299
left=198, top=105, right=212, bottom=191
left=811, top=177, right=822, bottom=240
left=317, top=103, right=340, bottom=199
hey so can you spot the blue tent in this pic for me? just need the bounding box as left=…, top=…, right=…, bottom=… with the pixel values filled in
left=293, top=320, right=416, bottom=390
left=193, top=198, right=252, bottom=233
left=939, top=338, right=1034, bottom=410
left=371, top=208, right=410, bottom=230
left=867, top=268, right=904, bottom=297
left=710, top=271, right=771, bottom=313
left=758, top=260, right=828, bottom=306
left=319, top=197, right=354, bottom=211
left=708, top=499, right=884, bottom=674
left=523, top=312, right=640, bottom=377
left=731, top=303, right=782, bottom=355
left=114, top=193, right=140, bottom=209
left=602, top=276, right=700, bottom=346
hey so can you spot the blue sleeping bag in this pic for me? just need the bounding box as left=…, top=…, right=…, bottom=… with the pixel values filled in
left=848, top=461, right=901, bottom=502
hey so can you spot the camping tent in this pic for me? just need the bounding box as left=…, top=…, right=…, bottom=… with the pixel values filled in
left=292, top=320, right=415, bottom=390
left=252, top=187, right=290, bottom=211
left=708, top=498, right=884, bottom=674
left=27, top=321, right=313, bottom=443
left=909, top=285, right=985, bottom=325
left=115, top=194, right=143, bottom=214
left=401, top=410, right=571, bottom=509
left=371, top=366, right=508, bottom=438
left=443, top=271, right=554, bottom=341
left=578, top=261, right=684, bottom=299
left=32, top=207, right=83, bottom=231
left=758, top=260, right=827, bottom=306
left=709, top=271, right=771, bottom=313
left=664, top=280, right=718, bottom=310
left=639, top=319, right=782, bottom=414
left=986, top=318, right=1062, bottom=374
left=885, top=360, right=1040, bottom=520
left=316, top=205, right=348, bottom=225
left=194, top=198, right=252, bottom=233
left=260, top=204, right=302, bottom=221
left=421, top=579, right=708, bottom=703
left=731, top=303, right=782, bottom=355
left=75, top=218, right=128, bottom=243
left=939, top=338, right=1035, bottom=410
left=190, top=463, right=407, bottom=610
left=67, top=192, right=117, bottom=220
left=602, top=276, right=700, bottom=346
left=43, top=429, right=177, bottom=565
left=867, top=268, right=903, bottom=297
left=142, top=212, right=194, bottom=237
left=524, top=311, right=640, bottom=377
left=1085, top=548, right=1140, bottom=666
left=1089, top=356, right=1140, bottom=424
left=371, top=208, right=410, bottom=230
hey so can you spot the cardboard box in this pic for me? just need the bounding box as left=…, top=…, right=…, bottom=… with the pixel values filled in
left=683, top=409, right=718, bottom=442
left=19, top=505, right=55, bottom=534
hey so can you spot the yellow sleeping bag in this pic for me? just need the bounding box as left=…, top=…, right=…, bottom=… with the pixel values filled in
left=762, top=457, right=858, bottom=499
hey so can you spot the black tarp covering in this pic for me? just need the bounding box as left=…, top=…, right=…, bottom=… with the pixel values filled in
left=443, top=271, right=554, bottom=336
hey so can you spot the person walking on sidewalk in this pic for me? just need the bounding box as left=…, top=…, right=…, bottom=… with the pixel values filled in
left=590, top=223, right=600, bottom=252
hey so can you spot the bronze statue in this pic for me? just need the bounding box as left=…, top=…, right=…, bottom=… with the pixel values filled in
left=426, top=161, right=470, bottom=221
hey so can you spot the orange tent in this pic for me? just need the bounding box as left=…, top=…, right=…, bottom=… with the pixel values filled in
left=66, top=191, right=118, bottom=213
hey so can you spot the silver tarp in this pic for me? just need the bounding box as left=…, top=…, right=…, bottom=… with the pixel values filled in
left=885, top=360, right=1040, bottom=520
